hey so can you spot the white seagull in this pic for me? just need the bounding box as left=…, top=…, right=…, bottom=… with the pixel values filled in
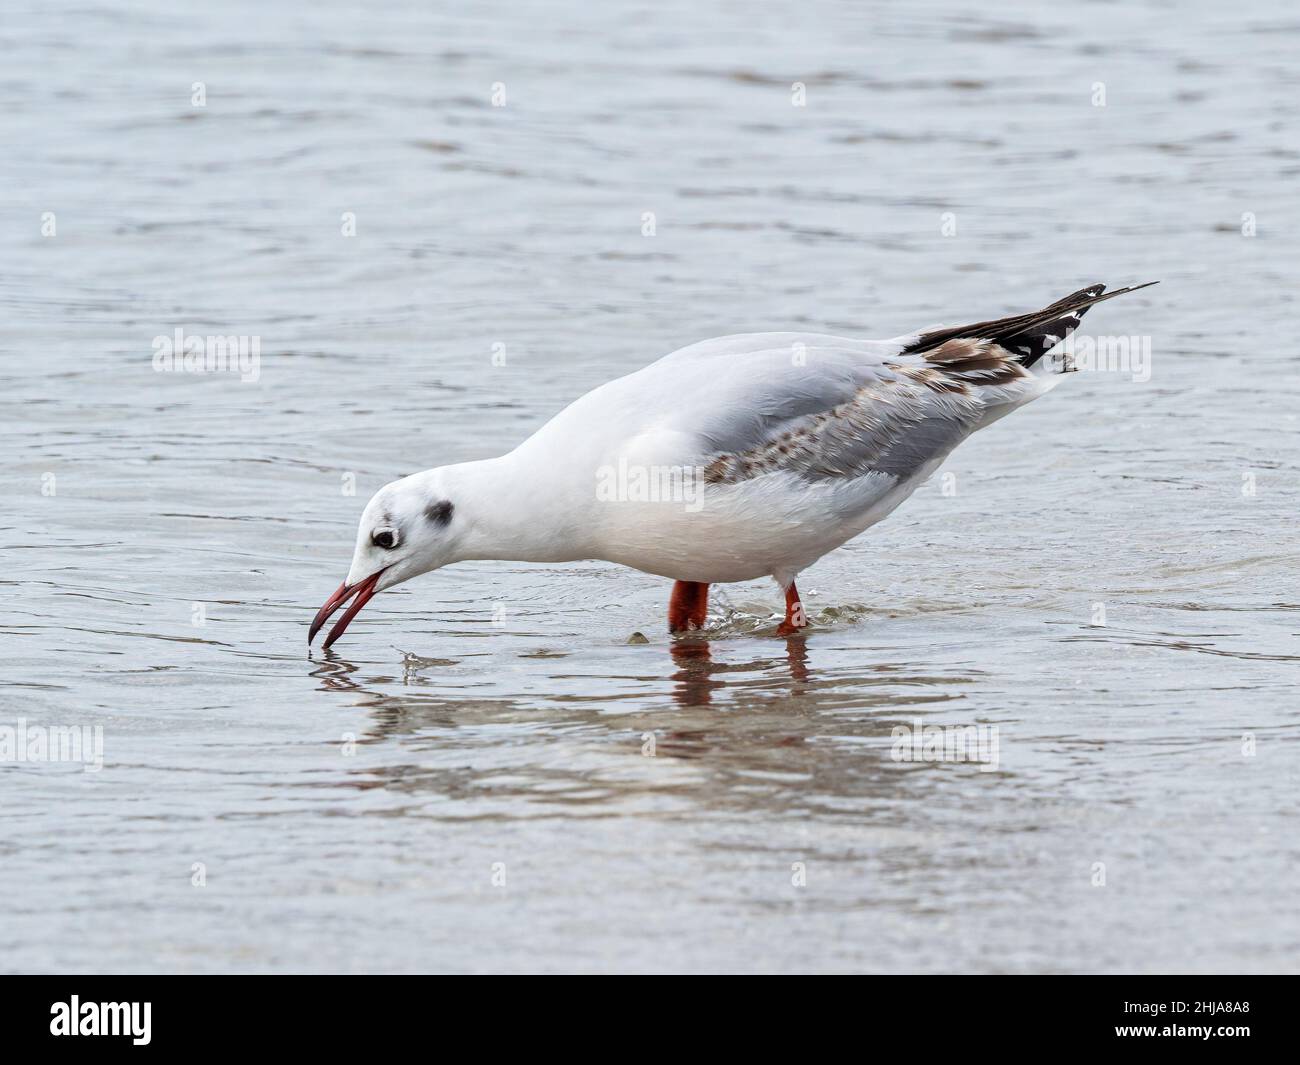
left=310, top=282, right=1156, bottom=649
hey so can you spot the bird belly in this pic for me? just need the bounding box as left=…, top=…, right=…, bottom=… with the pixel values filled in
left=590, top=466, right=931, bottom=584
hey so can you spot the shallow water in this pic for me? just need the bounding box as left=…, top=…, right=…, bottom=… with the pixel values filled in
left=2, top=0, right=1298, bottom=973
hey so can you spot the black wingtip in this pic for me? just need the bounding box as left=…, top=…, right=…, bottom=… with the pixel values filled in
left=1106, top=280, right=1160, bottom=295
left=902, top=281, right=1160, bottom=365
left=1066, top=280, right=1160, bottom=313
left=1006, top=281, right=1161, bottom=366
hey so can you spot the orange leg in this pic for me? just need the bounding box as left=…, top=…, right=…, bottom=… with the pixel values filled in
left=776, top=581, right=807, bottom=636
left=668, top=580, right=710, bottom=632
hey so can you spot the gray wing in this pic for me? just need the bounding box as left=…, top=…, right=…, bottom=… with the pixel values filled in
left=642, top=335, right=1035, bottom=485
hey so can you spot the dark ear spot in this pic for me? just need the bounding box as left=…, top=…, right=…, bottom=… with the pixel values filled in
left=425, top=500, right=454, bottom=526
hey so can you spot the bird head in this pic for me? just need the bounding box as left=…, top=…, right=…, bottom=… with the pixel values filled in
left=309, top=472, right=459, bottom=650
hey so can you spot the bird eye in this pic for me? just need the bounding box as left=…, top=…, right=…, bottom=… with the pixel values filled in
left=371, top=528, right=397, bottom=550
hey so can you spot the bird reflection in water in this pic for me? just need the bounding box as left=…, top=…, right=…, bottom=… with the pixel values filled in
left=307, top=638, right=932, bottom=809
left=310, top=634, right=815, bottom=716
left=668, top=635, right=811, bottom=707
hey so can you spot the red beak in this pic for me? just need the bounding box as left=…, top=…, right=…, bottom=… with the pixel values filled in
left=308, top=569, right=386, bottom=649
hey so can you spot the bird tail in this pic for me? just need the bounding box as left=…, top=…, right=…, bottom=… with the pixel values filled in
left=901, top=282, right=1159, bottom=368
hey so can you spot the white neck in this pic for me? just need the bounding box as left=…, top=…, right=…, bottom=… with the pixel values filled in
left=434, top=453, right=593, bottom=564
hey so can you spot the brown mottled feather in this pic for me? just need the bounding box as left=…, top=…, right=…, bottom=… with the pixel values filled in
left=701, top=361, right=1000, bottom=485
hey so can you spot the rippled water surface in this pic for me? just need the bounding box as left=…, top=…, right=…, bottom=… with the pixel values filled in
left=2, top=0, right=1298, bottom=973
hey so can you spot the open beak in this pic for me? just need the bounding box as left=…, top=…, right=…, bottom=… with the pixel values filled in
left=308, top=568, right=386, bottom=650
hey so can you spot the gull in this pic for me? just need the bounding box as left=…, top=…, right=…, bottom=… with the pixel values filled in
left=310, top=282, right=1156, bottom=649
